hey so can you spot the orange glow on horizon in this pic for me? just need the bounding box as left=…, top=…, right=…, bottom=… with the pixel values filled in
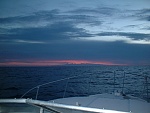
left=0, top=59, right=128, bottom=66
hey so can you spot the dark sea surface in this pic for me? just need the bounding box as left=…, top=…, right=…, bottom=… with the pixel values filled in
left=0, top=66, right=150, bottom=101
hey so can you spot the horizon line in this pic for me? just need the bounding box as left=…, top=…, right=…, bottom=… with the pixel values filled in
left=0, top=59, right=149, bottom=67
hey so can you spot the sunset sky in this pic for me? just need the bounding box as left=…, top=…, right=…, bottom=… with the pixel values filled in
left=0, top=0, right=150, bottom=66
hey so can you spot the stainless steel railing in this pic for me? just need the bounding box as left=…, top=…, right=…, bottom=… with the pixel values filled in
left=21, top=71, right=150, bottom=102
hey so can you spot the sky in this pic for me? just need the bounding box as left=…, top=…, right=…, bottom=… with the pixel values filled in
left=0, top=0, right=150, bottom=66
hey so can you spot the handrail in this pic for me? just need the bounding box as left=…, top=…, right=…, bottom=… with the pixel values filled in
left=21, top=75, right=84, bottom=99
left=21, top=71, right=150, bottom=101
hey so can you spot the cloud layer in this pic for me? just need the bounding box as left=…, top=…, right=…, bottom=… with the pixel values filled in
left=0, top=0, right=150, bottom=66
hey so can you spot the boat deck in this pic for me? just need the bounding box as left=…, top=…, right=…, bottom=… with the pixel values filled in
left=50, top=93, right=150, bottom=113
left=0, top=93, right=150, bottom=113
left=0, top=71, right=150, bottom=113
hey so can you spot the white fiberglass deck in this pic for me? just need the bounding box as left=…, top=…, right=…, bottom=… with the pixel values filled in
left=50, top=93, right=150, bottom=113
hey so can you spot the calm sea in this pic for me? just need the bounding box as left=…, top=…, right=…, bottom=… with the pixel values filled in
left=0, top=66, right=150, bottom=101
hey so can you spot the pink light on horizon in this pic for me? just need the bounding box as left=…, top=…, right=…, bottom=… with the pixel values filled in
left=0, top=59, right=128, bottom=66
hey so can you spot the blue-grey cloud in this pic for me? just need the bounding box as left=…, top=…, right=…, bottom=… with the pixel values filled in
left=139, top=15, right=150, bottom=21
left=0, top=9, right=101, bottom=30
left=0, top=9, right=60, bottom=29
left=0, top=9, right=101, bottom=40
left=0, top=9, right=101, bottom=44
left=136, top=9, right=150, bottom=15
left=0, top=22, right=92, bottom=43
left=136, top=9, right=150, bottom=21
left=68, top=7, right=119, bottom=16
left=123, top=8, right=150, bottom=22
left=0, top=3, right=150, bottom=65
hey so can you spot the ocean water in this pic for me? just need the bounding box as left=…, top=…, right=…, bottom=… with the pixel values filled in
left=0, top=66, right=150, bottom=101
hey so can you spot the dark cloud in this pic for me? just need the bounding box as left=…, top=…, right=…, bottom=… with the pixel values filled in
left=0, top=9, right=101, bottom=29
left=0, top=9, right=102, bottom=39
left=136, top=9, right=150, bottom=15
left=124, top=8, right=150, bottom=22
left=0, top=9, right=101, bottom=43
left=0, top=9, right=60, bottom=26
left=0, top=8, right=149, bottom=42
left=1, top=39, right=150, bottom=65
left=0, top=21, right=93, bottom=43
left=68, top=7, right=119, bottom=16
left=139, top=15, right=150, bottom=21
